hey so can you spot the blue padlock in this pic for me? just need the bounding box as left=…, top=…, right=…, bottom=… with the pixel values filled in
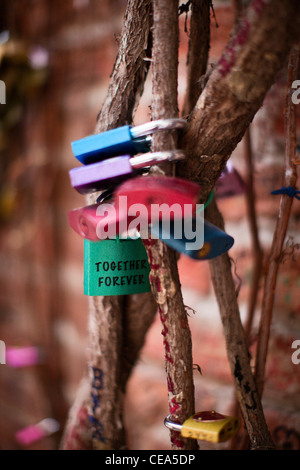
left=150, top=217, right=234, bottom=260
left=71, top=118, right=186, bottom=165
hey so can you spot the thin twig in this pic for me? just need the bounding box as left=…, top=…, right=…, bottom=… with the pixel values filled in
left=182, top=0, right=210, bottom=117
left=243, top=127, right=264, bottom=340
left=229, top=126, right=264, bottom=450
left=254, top=43, right=300, bottom=399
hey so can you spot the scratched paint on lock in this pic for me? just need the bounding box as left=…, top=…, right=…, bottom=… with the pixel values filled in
left=84, top=237, right=151, bottom=296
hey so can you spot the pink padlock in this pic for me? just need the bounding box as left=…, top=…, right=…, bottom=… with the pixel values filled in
left=6, top=346, right=41, bottom=368
left=15, top=418, right=60, bottom=446
left=68, top=202, right=136, bottom=241
left=68, top=176, right=202, bottom=241
left=215, top=162, right=246, bottom=198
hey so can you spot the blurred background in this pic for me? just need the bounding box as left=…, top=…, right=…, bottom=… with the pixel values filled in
left=0, top=0, right=300, bottom=451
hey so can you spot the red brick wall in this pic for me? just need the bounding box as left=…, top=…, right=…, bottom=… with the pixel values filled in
left=0, top=1, right=299, bottom=450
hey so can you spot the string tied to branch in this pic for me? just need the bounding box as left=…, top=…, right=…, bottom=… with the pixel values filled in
left=271, top=186, right=300, bottom=200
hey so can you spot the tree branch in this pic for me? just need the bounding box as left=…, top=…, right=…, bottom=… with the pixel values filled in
left=62, top=0, right=300, bottom=450
left=243, top=128, right=264, bottom=340
left=206, top=198, right=275, bottom=449
left=95, top=0, right=153, bottom=133
left=179, top=0, right=277, bottom=450
left=88, top=0, right=156, bottom=450
left=182, top=0, right=211, bottom=117
left=254, top=43, right=300, bottom=398
left=62, top=0, right=157, bottom=450
left=142, top=0, right=198, bottom=451
left=229, top=127, right=264, bottom=449
left=177, top=0, right=300, bottom=201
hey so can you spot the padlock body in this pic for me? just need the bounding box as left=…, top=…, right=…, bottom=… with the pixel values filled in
left=83, top=238, right=150, bottom=296
left=71, top=126, right=150, bottom=165
left=15, top=424, right=47, bottom=445
left=181, top=412, right=240, bottom=443
left=68, top=203, right=136, bottom=241
left=150, top=218, right=234, bottom=260
left=215, top=164, right=246, bottom=198
left=6, top=347, right=40, bottom=368
left=69, top=156, right=136, bottom=194
left=115, top=176, right=201, bottom=218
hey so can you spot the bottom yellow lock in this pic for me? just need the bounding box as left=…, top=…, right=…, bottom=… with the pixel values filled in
left=164, top=410, right=240, bottom=443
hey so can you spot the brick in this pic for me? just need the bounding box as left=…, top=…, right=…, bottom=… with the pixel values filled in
left=1, top=0, right=300, bottom=451
left=262, top=334, right=300, bottom=405
left=217, top=195, right=248, bottom=223
left=178, top=257, right=211, bottom=295
left=264, top=406, right=300, bottom=450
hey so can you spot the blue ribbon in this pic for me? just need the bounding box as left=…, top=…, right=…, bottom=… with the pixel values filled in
left=271, top=186, right=300, bottom=201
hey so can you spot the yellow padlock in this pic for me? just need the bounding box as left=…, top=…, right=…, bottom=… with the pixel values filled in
left=164, top=410, right=240, bottom=443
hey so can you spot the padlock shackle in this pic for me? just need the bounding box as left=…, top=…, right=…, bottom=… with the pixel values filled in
left=130, top=119, right=186, bottom=139
left=164, top=416, right=182, bottom=433
left=96, top=188, right=114, bottom=204
left=130, top=150, right=185, bottom=169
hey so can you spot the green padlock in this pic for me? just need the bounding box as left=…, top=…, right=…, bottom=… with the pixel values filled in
left=84, top=237, right=151, bottom=296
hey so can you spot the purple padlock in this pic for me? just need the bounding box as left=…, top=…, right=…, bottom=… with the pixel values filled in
left=70, top=155, right=134, bottom=194
left=215, top=162, right=246, bottom=199
left=69, top=151, right=185, bottom=194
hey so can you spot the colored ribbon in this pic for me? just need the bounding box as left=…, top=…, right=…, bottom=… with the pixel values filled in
left=271, top=186, right=300, bottom=200
left=196, top=190, right=215, bottom=213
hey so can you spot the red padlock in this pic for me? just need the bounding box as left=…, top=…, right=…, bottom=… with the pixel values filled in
left=68, top=176, right=202, bottom=241
left=115, top=175, right=201, bottom=219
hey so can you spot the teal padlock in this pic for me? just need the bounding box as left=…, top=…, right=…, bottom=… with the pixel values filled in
left=83, top=237, right=151, bottom=296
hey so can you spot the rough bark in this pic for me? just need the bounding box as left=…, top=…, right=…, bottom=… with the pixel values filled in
left=62, top=0, right=157, bottom=450
left=182, top=0, right=211, bottom=117
left=95, top=0, right=152, bottom=132
left=143, top=0, right=197, bottom=450
left=177, top=0, right=300, bottom=202
left=62, top=0, right=300, bottom=451
left=206, top=198, right=275, bottom=449
left=88, top=0, right=156, bottom=449
left=176, top=0, right=300, bottom=446
left=229, top=127, right=264, bottom=449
